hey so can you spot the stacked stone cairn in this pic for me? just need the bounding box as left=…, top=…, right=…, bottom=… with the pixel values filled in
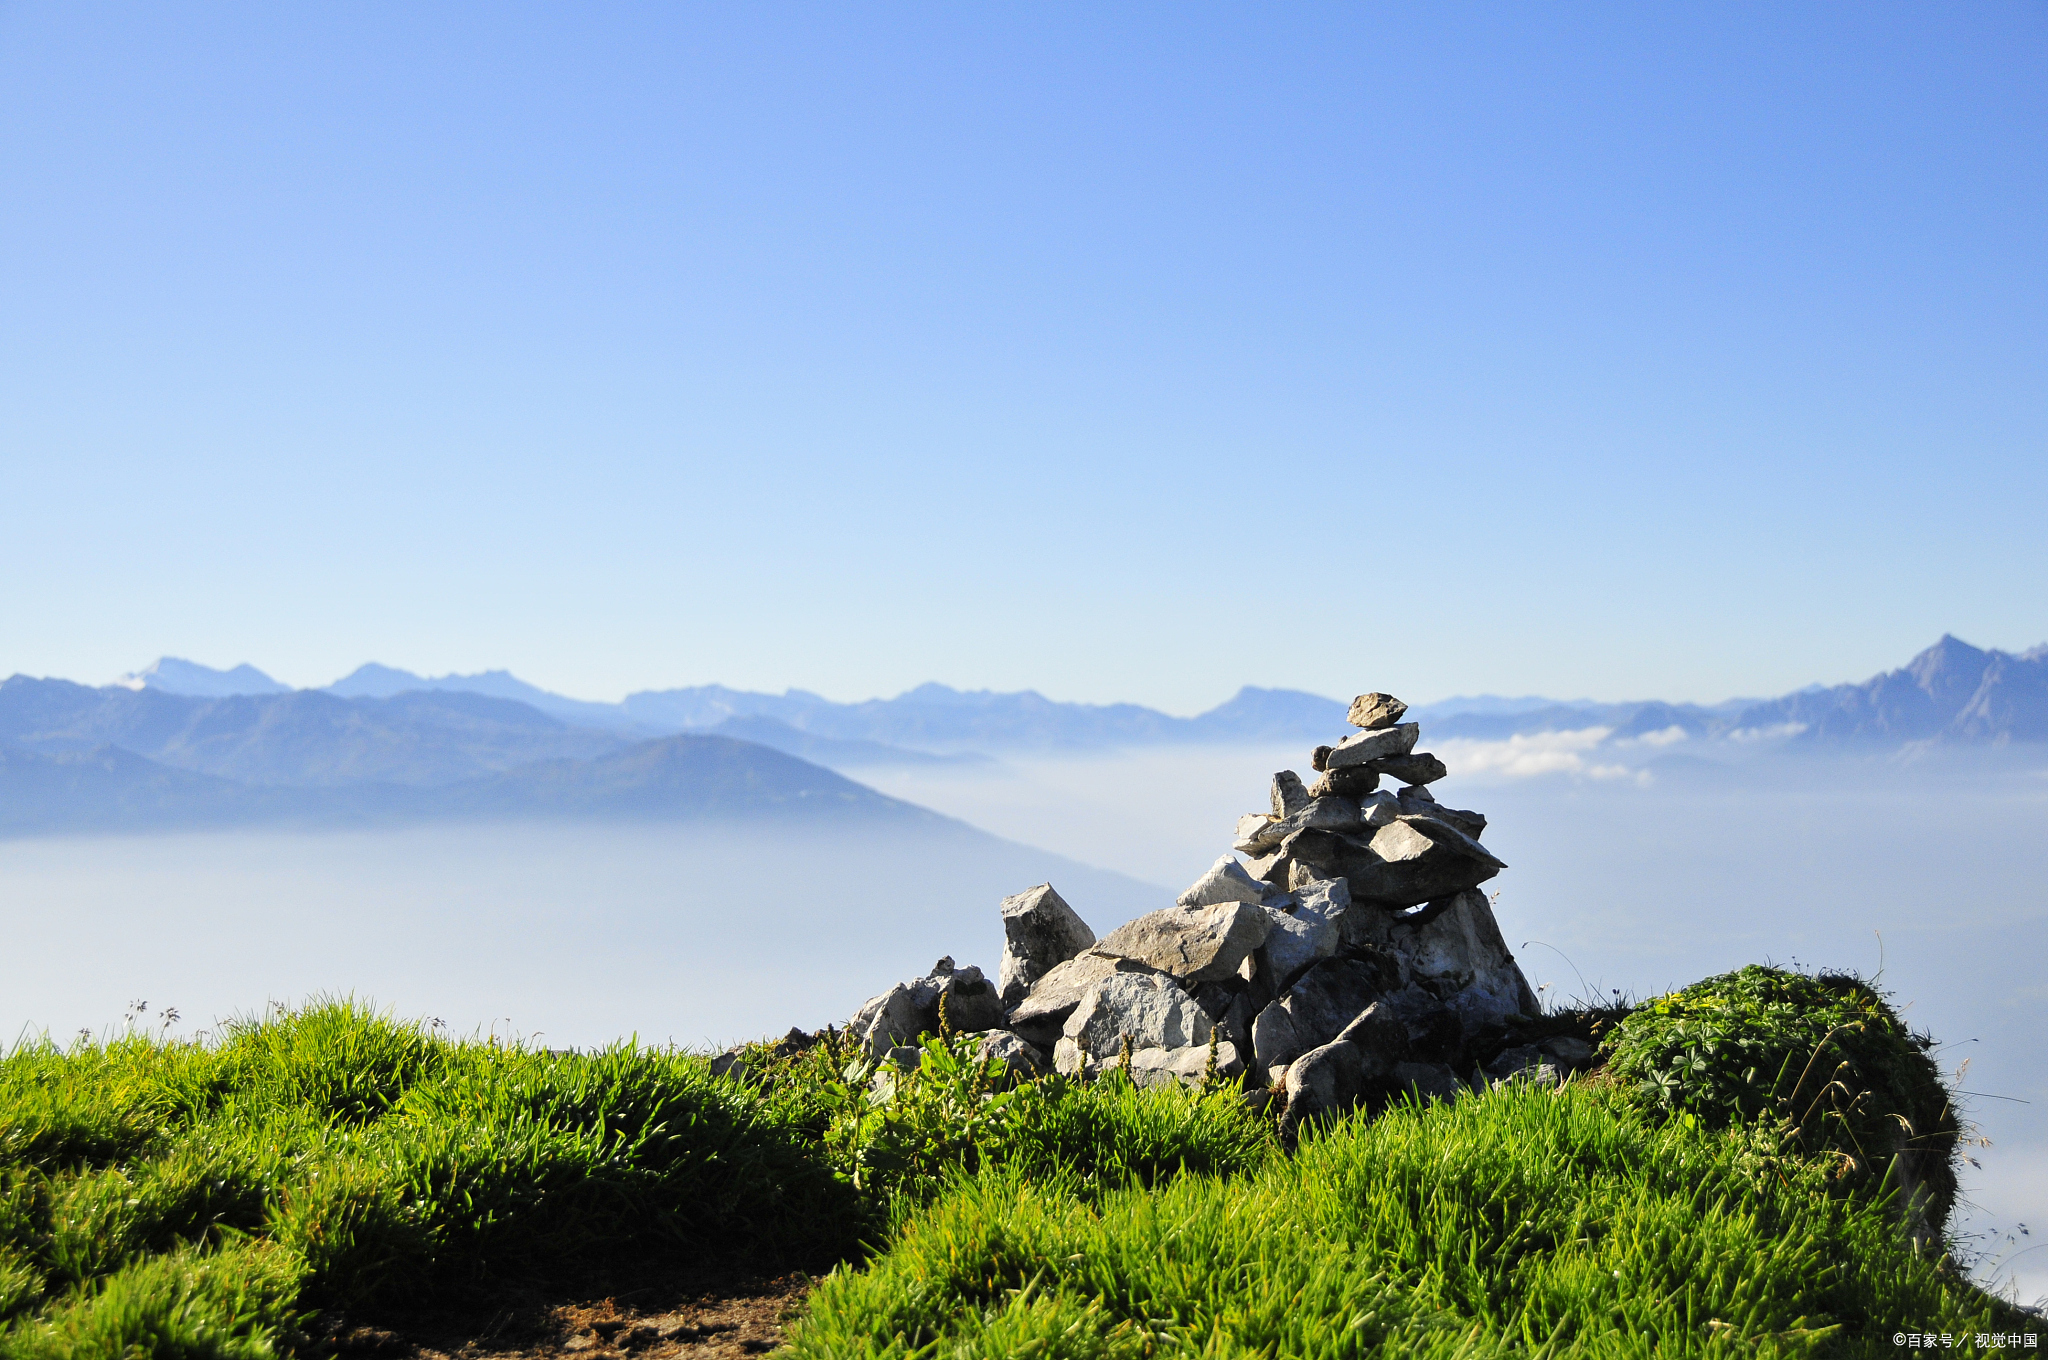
left=842, top=692, right=1592, bottom=1135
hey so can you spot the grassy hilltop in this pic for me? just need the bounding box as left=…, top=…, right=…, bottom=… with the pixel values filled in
left=0, top=967, right=2033, bottom=1358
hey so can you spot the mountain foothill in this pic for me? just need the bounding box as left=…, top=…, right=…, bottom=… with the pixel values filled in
left=1, top=635, right=2040, bottom=835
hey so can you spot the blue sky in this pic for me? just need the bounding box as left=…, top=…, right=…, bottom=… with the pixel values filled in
left=2, top=3, right=2042, bottom=712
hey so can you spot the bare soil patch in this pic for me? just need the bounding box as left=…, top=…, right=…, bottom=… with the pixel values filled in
left=308, top=1273, right=813, bottom=1360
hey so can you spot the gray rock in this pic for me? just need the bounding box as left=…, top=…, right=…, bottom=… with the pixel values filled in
left=1539, top=1035, right=1595, bottom=1069
left=1255, top=901, right=1339, bottom=994
left=1128, top=1039, right=1243, bottom=1089
left=1342, top=889, right=1539, bottom=1031
left=1254, top=826, right=1351, bottom=892
left=1324, top=722, right=1419, bottom=770
left=1484, top=1044, right=1542, bottom=1080
left=1392, top=1061, right=1468, bottom=1103
left=940, top=968, right=1008, bottom=1033
left=1249, top=956, right=1387, bottom=1069
left=1336, top=999, right=1415, bottom=1068
left=854, top=959, right=1006, bottom=1056
left=1370, top=751, right=1449, bottom=785
left=1359, top=789, right=1402, bottom=828
left=1232, top=813, right=1285, bottom=855
left=1292, top=876, right=1351, bottom=930
left=1390, top=815, right=1505, bottom=870
left=1490, top=1060, right=1562, bottom=1090
left=1278, top=795, right=1364, bottom=836
left=1279, top=1039, right=1363, bottom=1135
left=1007, top=952, right=1127, bottom=1046
left=1334, top=820, right=1505, bottom=907
left=976, top=1030, right=1049, bottom=1080
left=1308, top=765, right=1381, bottom=799
left=1270, top=770, right=1312, bottom=819
left=1394, top=785, right=1486, bottom=839
left=1277, top=1001, right=1414, bottom=1137
left=1059, top=972, right=1214, bottom=1069
left=998, top=884, right=1097, bottom=1008
left=1347, top=693, right=1409, bottom=729
left=1092, top=900, right=1270, bottom=984
left=1176, top=856, right=1269, bottom=909
left=857, top=983, right=928, bottom=1057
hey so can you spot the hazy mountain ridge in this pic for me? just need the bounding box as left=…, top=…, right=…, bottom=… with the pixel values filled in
left=0, top=733, right=931, bottom=836
left=0, top=678, right=621, bottom=787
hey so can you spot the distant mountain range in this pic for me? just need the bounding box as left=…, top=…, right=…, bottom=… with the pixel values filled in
left=106, top=634, right=2048, bottom=750
left=10, top=632, right=2037, bottom=835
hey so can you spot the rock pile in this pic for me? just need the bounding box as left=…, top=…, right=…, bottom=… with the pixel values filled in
left=843, top=692, right=1571, bottom=1134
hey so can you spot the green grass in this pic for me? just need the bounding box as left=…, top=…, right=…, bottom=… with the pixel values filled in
left=1, top=971, right=2032, bottom=1358
left=0, top=1001, right=1273, bottom=1357
left=788, top=1083, right=2024, bottom=1358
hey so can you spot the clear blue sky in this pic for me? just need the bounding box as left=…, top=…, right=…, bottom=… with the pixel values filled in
left=3, top=3, right=2042, bottom=712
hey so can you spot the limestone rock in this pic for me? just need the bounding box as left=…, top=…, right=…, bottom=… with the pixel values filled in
left=1060, top=972, right=1213, bottom=1065
left=1256, top=902, right=1339, bottom=994
left=1394, top=785, right=1486, bottom=839
left=1484, top=1044, right=1542, bottom=1080
left=1485, top=1044, right=1562, bottom=1088
left=1007, top=952, right=1126, bottom=1046
left=1347, top=693, right=1409, bottom=729
left=1334, top=819, right=1505, bottom=906
left=1128, top=1040, right=1242, bottom=1089
left=1390, top=814, right=1505, bottom=869
left=1232, top=813, right=1285, bottom=855
left=1279, top=1039, right=1362, bottom=1134
left=1341, top=888, right=1539, bottom=1031
left=998, top=884, right=1097, bottom=1008
left=1278, top=1001, right=1414, bottom=1135
left=1253, top=826, right=1352, bottom=892
left=1270, top=770, right=1311, bottom=819
left=1280, top=795, right=1364, bottom=836
left=1255, top=873, right=1350, bottom=995
left=976, top=1030, right=1050, bottom=1080
left=1249, top=956, right=1388, bottom=1069
left=1337, top=999, right=1416, bottom=1065
left=1093, top=900, right=1270, bottom=984
left=1325, top=722, right=1420, bottom=770
left=1370, top=751, right=1448, bottom=785
left=1308, top=765, right=1380, bottom=799
left=1359, top=789, right=1401, bottom=828
left=853, top=958, right=1006, bottom=1056
left=857, top=984, right=926, bottom=1057
left=1539, top=1035, right=1595, bottom=1069
left=1292, top=875, right=1351, bottom=930
left=1176, top=856, right=1269, bottom=909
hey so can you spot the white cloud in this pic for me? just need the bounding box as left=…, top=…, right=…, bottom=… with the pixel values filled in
left=1725, top=722, right=1807, bottom=744
left=1438, top=727, right=1637, bottom=781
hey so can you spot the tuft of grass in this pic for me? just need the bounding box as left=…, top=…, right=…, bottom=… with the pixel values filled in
left=1604, top=965, right=1959, bottom=1230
